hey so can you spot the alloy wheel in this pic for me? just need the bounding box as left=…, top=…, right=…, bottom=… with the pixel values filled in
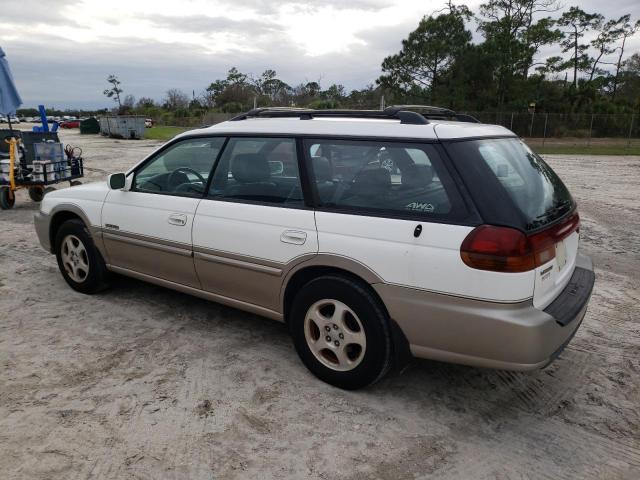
left=304, top=299, right=367, bottom=372
left=60, top=234, right=90, bottom=283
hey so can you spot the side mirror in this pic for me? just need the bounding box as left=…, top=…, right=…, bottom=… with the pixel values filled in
left=108, top=172, right=126, bottom=190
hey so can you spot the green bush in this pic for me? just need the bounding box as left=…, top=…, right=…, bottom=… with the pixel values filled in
left=221, top=102, right=245, bottom=113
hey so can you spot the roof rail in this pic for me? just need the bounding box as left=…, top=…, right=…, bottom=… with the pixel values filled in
left=229, top=105, right=479, bottom=124
left=384, top=105, right=480, bottom=123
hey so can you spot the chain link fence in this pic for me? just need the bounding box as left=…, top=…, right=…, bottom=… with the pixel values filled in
left=160, top=111, right=640, bottom=148
left=466, top=112, right=640, bottom=148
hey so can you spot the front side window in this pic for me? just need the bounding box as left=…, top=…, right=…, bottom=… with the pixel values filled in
left=134, top=137, right=225, bottom=197
left=208, top=137, right=304, bottom=206
left=305, top=139, right=463, bottom=218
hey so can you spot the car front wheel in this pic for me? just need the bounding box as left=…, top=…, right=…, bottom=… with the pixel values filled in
left=290, top=275, right=392, bottom=389
left=54, top=219, right=110, bottom=294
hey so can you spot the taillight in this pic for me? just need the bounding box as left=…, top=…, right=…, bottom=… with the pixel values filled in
left=461, top=212, right=580, bottom=273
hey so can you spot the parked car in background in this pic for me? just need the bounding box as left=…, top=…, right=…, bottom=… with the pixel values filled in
left=60, top=119, right=81, bottom=129
left=0, top=116, right=20, bottom=124
left=33, top=106, right=595, bottom=390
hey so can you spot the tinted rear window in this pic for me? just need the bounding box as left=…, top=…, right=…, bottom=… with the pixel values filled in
left=304, top=139, right=469, bottom=221
left=447, top=138, right=574, bottom=230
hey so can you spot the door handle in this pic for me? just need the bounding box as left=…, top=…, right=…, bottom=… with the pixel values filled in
left=168, top=213, right=187, bottom=226
left=280, top=230, right=307, bottom=245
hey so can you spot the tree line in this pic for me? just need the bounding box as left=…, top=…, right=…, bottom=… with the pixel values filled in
left=104, top=67, right=377, bottom=121
left=378, top=1, right=640, bottom=113
left=20, top=1, right=639, bottom=120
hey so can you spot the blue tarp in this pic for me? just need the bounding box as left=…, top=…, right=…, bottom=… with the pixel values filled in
left=0, top=47, right=22, bottom=117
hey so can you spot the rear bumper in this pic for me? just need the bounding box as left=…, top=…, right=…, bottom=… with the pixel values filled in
left=374, top=253, right=595, bottom=371
left=34, top=211, right=52, bottom=253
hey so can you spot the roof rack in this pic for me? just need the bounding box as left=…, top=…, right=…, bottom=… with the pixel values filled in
left=229, top=105, right=480, bottom=125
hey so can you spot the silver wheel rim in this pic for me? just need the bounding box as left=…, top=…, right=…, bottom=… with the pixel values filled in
left=304, top=299, right=367, bottom=372
left=60, top=234, right=90, bottom=283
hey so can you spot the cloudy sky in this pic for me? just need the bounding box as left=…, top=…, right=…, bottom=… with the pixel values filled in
left=1, top=0, right=639, bottom=109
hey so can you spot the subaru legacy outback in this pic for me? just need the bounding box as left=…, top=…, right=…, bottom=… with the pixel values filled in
left=34, top=106, right=595, bottom=389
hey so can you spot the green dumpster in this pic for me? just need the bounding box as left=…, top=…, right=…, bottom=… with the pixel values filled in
left=80, top=117, right=100, bottom=134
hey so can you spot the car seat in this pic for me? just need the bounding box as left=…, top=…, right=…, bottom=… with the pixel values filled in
left=226, top=153, right=278, bottom=199
left=401, top=164, right=433, bottom=189
left=342, top=167, right=391, bottom=207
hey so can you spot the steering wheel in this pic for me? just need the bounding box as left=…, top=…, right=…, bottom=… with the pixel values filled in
left=167, top=167, right=206, bottom=190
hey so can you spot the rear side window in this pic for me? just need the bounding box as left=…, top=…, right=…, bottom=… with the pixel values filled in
left=303, top=139, right=466, bottom=220
left=447, top=138, right=574, bottom=230
left=208, top=137, right=304, bottom=206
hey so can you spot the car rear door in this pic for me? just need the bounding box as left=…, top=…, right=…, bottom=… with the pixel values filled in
left=101, top=137, right=225, bottom=288
left=192, top=137, right=318, bottom=313
left=303, top=138, right=536, bottom=303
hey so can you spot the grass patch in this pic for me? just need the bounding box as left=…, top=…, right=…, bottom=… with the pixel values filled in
left=532, top=145, right=640, bottom=155
left=143, top=126, right=190, bottom=141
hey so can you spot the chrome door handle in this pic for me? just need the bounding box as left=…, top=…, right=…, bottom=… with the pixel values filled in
left=168, top=213, right=187, bottom=226
left=280, top=230, right=307, bottom=245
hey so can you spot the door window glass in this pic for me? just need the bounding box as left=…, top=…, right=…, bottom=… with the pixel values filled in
left=134, top=137, right=225, bottom=197
left=208, top=137, right=304, bottom=206
left=304, top=139, right=462, bottom=218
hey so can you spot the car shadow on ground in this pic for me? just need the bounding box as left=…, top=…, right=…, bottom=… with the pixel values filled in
left=103, top=273, right=570, bottom=419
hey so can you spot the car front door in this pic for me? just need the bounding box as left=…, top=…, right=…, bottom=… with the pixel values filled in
left=192, top=137, right=318, bottom=313
left=101, top=136, right=225, bottom=288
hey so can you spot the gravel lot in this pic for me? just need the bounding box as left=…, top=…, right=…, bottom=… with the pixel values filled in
left=1, top=128, right=639, bottom=479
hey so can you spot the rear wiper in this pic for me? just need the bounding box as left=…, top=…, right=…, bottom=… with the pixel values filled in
left=534, top=201, right=571, bottom=220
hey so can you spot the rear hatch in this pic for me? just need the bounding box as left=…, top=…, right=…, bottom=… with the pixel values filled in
left=445, top=137, right=579, bottom=308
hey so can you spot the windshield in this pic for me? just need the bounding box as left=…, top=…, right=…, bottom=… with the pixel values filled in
left=449, top=138, right=573, bottom=230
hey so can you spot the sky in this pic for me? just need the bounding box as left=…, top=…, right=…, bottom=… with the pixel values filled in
left=1, top=0, right=639, bottom=110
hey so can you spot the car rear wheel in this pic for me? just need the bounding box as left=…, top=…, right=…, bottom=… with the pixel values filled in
left=290, top=275, right=392, bottom=389
left=54, top=219, right=110, bottom=294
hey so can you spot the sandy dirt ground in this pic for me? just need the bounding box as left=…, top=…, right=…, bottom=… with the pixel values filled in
left=1, top=128, right=639, bottom=479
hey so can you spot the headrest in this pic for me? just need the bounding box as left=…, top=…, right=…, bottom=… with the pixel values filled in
left=351, top=168, right=391, bottom=196
left=312, top=156, right=332, bottom=182
left=402, top=164, right=433, bottom=188
left=231, top=154, right=271, bottom=183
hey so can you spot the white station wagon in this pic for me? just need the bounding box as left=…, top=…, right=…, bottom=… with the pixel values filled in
left=34, top=106, right=595, bottom=389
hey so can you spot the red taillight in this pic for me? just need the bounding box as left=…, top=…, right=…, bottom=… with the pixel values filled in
left=461, top=212, right=580, bottom=273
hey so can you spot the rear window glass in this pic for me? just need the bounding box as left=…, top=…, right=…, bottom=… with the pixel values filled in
left=452, top=138, right=573, bottom=230
left=304, top=139, right=466, bottom=219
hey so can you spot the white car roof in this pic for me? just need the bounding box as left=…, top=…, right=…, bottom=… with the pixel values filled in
left=178, top=117, right=515, bottom=141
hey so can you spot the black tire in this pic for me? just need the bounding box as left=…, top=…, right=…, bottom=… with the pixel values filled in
left=0, top=188, right=15, bottom=209
left=54, top=219, right=110, bottom=294
left=289, top=275, right=392, bottom=390
left=28, top=186, right=45, bottom=202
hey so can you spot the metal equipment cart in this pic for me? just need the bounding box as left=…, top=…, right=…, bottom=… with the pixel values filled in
left=1, top=134, right=84, bottom=209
